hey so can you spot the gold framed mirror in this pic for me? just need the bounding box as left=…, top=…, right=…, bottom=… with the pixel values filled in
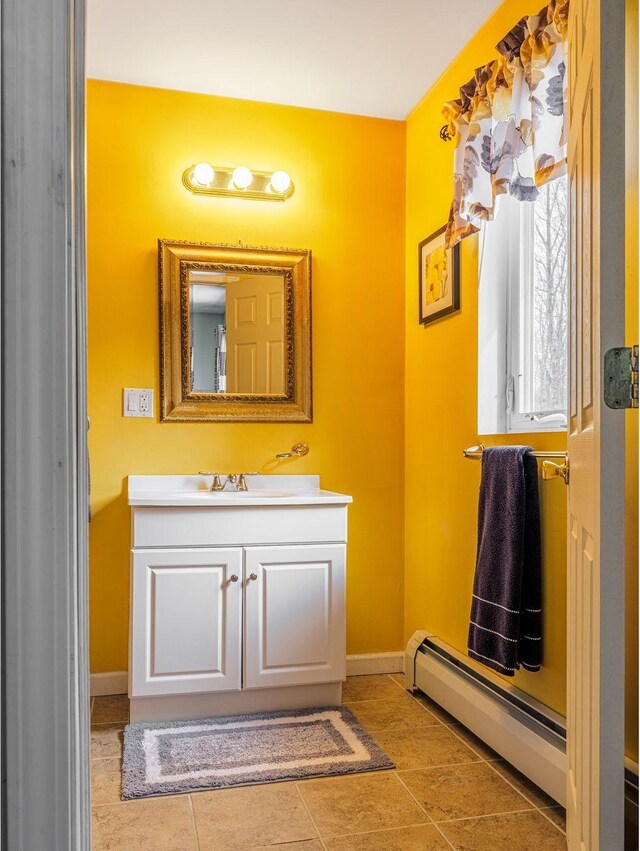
left=159, top=240, right=312, bottom=422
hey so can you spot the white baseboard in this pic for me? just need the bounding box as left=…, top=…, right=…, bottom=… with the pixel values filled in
left=346, top=652, right=404, bottom=676
left=90, top=671, right=128, bottom=697
left=91, top=654, right=404, bottom=696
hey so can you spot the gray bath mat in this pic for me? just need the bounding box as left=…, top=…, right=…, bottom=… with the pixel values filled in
left=122, top=705, right=394, bottom=799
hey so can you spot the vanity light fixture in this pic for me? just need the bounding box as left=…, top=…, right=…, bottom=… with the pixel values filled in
left=231, top=166, right=253, bottom=190
left=269, top=170, right=292, bottom=194
left=192, top=162, right=215, bottom=186
left=182, top=163, right=295, bottom=201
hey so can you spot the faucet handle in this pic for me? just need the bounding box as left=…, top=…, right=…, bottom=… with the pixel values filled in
left=199, top=472, right=223, bottom=492
left=237, top=472, right=259, bottom=492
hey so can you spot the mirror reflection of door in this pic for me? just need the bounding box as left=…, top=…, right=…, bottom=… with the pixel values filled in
left=189, top=270, right=286, bottom=395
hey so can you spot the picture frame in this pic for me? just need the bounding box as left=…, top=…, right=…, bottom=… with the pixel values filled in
left=418, top=225, right=461, bottom=324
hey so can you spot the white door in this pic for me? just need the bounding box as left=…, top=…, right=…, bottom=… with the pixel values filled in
left=244, top=545, right=346, bottom=688
left=130, top=548, right=243, bottom=696
left=566, top=0, right=626, bottom=846
left=225, top=275, right=286, bottom=393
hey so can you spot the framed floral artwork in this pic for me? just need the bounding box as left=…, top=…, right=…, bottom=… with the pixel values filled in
left=418, top=225, right=460, bottom=324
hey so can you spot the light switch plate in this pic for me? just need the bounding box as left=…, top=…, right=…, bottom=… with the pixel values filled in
left=124, top=388, right=154, bottom=418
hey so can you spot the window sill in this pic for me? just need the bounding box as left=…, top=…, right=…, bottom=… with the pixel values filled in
left=479, top=426, right=567, bottom=437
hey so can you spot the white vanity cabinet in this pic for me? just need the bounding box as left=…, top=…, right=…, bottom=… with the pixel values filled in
left=131, top=548, right=243, bottom=697
left=244, top=545, right=346, bottom=689
left=128, top=475, right=352, bottom=721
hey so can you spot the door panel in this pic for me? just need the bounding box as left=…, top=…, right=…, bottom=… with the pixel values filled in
left=130, top=548, right=242, bottom=697
left=236, top=343, right=257, bottom=391
left=225, top=275, right=285, bottom=393
left=152, top=567, right=224, bottom=675
left=244, top=545, right=346, bottom=688
left=566, top=0, right=626, bottom=846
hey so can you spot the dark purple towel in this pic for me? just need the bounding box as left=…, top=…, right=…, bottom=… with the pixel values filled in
left=467, top=446, right=542, bottom=676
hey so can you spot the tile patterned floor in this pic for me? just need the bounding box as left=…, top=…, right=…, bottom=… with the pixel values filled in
left=90, top=676, right=567, bottom=849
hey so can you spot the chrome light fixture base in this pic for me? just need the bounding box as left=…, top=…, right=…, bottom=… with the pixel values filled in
left=182, top=164, right=295, bottom=201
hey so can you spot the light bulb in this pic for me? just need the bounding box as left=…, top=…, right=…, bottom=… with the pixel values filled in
left=232, top=166, right=253, bottom=190
left=192, top=162, right=214, bottom=186
left=270, top=170, right=291, bottom=193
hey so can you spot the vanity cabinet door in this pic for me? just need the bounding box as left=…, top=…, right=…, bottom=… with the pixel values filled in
left=243, top=545, right=346, bottom=689
left=130, top=548, right=242, bottom=697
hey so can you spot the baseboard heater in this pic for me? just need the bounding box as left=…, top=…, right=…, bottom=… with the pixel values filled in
left=406, top=631, right=640, bottom=826
left=405, top=631, right=567, bottom=806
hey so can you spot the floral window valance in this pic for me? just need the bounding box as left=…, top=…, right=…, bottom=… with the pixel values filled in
left=442, top=0, right=569, bottom=249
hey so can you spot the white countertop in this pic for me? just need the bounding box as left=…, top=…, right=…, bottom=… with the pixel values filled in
left=128, top=475, right=353, bottom=507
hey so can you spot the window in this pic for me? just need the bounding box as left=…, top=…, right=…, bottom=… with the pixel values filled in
left=478, top=175, right=568, bottom=434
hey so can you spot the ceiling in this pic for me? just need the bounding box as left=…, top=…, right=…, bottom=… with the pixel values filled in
left=86, top=0, right=501, bottom=120
left=191, top=284, right=227, bottom=313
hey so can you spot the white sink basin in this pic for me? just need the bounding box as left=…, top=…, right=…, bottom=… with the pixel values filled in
left=178, top=489, right=298, bottom=499
left=128, top=475, right=353, bottom=507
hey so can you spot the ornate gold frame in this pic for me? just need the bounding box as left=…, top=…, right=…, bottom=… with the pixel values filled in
left=159, top=239, right=312, bottom=422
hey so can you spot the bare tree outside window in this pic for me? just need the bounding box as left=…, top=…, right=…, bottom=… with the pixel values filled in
left=531, top=174, right=568, bottom=413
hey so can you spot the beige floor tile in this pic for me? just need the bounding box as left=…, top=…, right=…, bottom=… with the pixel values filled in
left=373, top=725, right=481, bottom=770
left=92, top=694, right=130, bottom=725
left=91, top=724, right=124, bottom=760
left=399, top=761, right=534, bottom=822
left=389, top=673, right=408, bottom=689
left=91, top=757, right=122, bottom=805
left=296, top=769, right=397, bottom=788
left=324, top=824, right=451, bottom=850
left=91, top=797, right=197, bottom=850
left=297, top=771, right=428, bottom=837
left=192, top=782, right=317, bottom=850
left=346, top=695, right=439, bottom=733
left=446, top=724, right=501, bottom=760
left=541, top=807, right=567, bottom=832
left=490, top=760, right=558, bottom=808
left=439, top=810, right=567, bottom=850
left=250, top=843, right=324, bottom=850
left=341, top=675, right=404, bottom=702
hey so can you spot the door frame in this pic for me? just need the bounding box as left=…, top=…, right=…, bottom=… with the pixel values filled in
left=1, top=0, right=90, bottom=848
left=565, top=0, right=627, bottom=845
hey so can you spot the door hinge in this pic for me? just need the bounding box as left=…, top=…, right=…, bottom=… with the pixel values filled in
left=604, top=346, right=639, bottom=409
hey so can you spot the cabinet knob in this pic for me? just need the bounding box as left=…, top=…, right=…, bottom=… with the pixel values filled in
left=248, top=572, right=258, bottom=581
left=229, top=574, right=238, bottom=582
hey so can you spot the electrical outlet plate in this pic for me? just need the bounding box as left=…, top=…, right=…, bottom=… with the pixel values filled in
left=124, top=388, right=154, bottom=418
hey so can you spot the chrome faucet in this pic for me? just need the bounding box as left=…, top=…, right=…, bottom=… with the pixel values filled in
left=199, top=472, right=259, bottom=492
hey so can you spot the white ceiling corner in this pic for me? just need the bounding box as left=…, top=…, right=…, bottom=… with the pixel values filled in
left=86, top=0, right=502, bottom=120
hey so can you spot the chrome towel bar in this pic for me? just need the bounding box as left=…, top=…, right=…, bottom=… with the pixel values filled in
left=463, top=444, right=570, bottom=484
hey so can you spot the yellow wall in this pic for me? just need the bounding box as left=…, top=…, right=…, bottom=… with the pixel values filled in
left=404, top=0, right=568, bottom=716
left=87, top=80, right=406, bottom=672
left=404, top=0, right=638, bottom=758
